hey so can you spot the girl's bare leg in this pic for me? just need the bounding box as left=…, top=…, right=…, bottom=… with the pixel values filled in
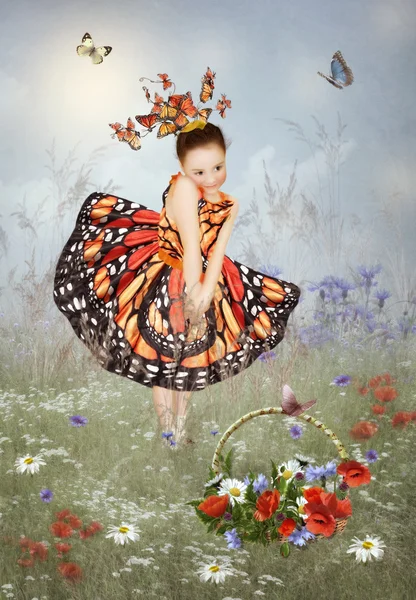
left=152, top=386, right=176, bottom=433
left=173, top=389, right=193, bottom=443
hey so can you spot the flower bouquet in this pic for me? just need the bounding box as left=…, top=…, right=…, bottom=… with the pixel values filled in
left=186, top=386, right=372, bottom=558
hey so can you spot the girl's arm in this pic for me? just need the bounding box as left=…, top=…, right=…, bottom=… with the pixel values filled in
left=185, top=200, right=239, bottom=323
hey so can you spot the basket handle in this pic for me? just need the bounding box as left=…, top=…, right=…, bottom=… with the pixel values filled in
left=212, top=407, right=350, bottom=475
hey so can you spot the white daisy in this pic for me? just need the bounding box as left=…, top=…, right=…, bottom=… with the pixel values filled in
left=105, top=522, right=140, bottom=545
left=196, top=560, right=235, bottom=584
left=278, top=459, right=303, bottom=484
left=15, top=454, right=46, bottom=475
left=204, top=473, right=224, bottom=488
left=346, top=535, right=386, bottom=563
left=295, top=495, right=309, bottom=521
left=218, top=478, right=248, bottom=507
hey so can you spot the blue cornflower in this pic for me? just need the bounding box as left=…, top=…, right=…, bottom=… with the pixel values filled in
left=322, top=461, right=337, bottom=477
left=162, top=431, right=174, bottom=440
left=224, top=528, right=242, bottom=549
left=253, top=473, right=269, bottom=495
left=304, top=464, right=326, bottom=483
left=365, top=449, right=379, bottom=463
left=332, top=374, right=351, bottom=386
left=357, top=264, right=382, bottom=288
left=374, top=289, right=391, bottom=309
left=258, top=350, right=277, bottom=362
left=70, top=415, right=88, bottom=427
left=40, top=488, right=53, bottom=503
left=210, top=429, right=220, bottom=436
left=288, top=526, right=316, bottom=546
left=290, top=425, right=303, bottom=440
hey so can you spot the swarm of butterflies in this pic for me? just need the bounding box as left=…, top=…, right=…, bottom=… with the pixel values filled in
left=76, top=33, right=354, bottom=151
left=109, top=67, right=232, bottom=151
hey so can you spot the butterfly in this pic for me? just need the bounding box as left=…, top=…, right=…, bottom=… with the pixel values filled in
left=157, top=73, right=173, bottom=90
left=317, top=50, right=354, bottom=89
left=281, top=384, right=316, bottom=416
left=76, top=32, right=112, bottom=65
left=157, top=121, right=178, bottom=139
left=197, top=107, right=213, bottom=122
left=109, top=118, right=141, bottom=151
left=135, top=113, right=159, bottom=131
left=200, top=66, right=216, bottom=103
left=142, top=88, right=165, bottom=114
left=216, top=93, right=232, bottom=118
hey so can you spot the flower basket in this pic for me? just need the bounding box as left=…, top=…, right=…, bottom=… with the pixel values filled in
left=186, top=406, right=370, bottom=557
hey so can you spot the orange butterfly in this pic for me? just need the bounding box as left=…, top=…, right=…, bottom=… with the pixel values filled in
left=157, top=73, right=173, bottom=90
left=200, top=66, right=216, bottom=103
left=157, top=121, right=177, bottom=139
left=216, top=93, right=232, bottom=118
left=177, top=92, right=198, bottom=119
left=159, top=104, right=177, bottom=120
left=197, top=107, right=213, bottom=122
left=173, top=112, right=190, bottom=130
left=109, top=118, right=141, bottom=151
left=135, top=113, right=159, bottom=131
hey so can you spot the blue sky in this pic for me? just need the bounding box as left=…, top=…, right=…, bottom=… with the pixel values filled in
left=0, top=0, right=415, bottom=312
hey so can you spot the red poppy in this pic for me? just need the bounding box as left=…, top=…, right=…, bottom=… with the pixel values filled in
left=50, top=522, right=74, bottom=538
left=58, top=562, right=83, bottom=581
left=303, top=486, right=326, bottom=504
left=337, top=460, right=371, bottom=488
left=371, top=404, right=386, bottom=415
left=357, top=386, right=370, bottom=396
left=29, top=541, right=48, bottom=561
left=391, top=411, right=413, bottom=428
left=374, top=386, right=398, bottom=402
left=79, top=523, right=102, bottom=539
left=253, top=489, right=281, bottom=521
left=19, top=536, right=35, bottom=550
left=68, top=515, right=83, bottom=529
left=278, top=518, right=296, bottom=537
left=55, top=509, right=72, bottom=521
left=55, top=542, right=72, bottom=554
left=303, top=502, right=337, bottom=537
left=17, top=557, right=35, bottom=567
left=349, top=421, right=378, bottom=440
left=369, top=372, right=396, bottom=388
left=198, top=494, right=229, bottom=518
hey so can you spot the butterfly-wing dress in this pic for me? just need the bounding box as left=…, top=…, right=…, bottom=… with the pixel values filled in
left=53, top=173, right=301, bottom=391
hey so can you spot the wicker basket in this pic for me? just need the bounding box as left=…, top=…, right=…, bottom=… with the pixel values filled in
left=211, top=407, right=351, bottom=545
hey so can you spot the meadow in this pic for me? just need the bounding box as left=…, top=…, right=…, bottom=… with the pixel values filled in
left=0, top=115, right=415, bottom=600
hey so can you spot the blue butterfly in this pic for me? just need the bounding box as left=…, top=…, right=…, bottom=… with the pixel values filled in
left=317, top=50, right=354, bottom=89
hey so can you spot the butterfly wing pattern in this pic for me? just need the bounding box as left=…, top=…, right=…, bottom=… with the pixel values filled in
left=53, top=183, right=301, bottom=392
left=317, top=50, right=354, bottom=89
left=76, top=32, right=112, bottom=65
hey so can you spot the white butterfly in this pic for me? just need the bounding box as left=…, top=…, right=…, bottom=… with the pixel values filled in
left=76, top=32, right=112, bottom=65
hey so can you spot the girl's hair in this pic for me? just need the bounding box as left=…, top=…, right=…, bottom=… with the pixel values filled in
left=175, top=122, right=231, bottom=163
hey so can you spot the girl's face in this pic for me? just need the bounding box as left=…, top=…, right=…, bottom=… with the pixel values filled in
left=180, top=144, right=227, bottom=194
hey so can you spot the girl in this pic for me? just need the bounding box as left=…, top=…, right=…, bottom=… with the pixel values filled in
left=53, top=120, right=301, bottom=450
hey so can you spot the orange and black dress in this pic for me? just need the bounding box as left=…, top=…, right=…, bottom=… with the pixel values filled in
left=53, top=172, right=301, bottom=392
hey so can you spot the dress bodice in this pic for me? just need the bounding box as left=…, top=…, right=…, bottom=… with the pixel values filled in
left=158, top=172, right=234, bottom=274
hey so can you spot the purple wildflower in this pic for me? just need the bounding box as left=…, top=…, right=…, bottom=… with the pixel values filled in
left=365, top=449, right=379, bottom=463
left=374, top=289, right=391, bottom=309
left=290, top=425, right=303, bottom=440
left=40, top=489, right=53, bottom=503
left=288, top=525, right=316, bottom=546
left=70, top=415, right=88, bottom=427
left=258, top=350, right=277, bottom=363
left=224, top=528, right=242, bottom=549
left=253, top=473, right=268, bottom=495
left=332, top=374, right=351, bottom=386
